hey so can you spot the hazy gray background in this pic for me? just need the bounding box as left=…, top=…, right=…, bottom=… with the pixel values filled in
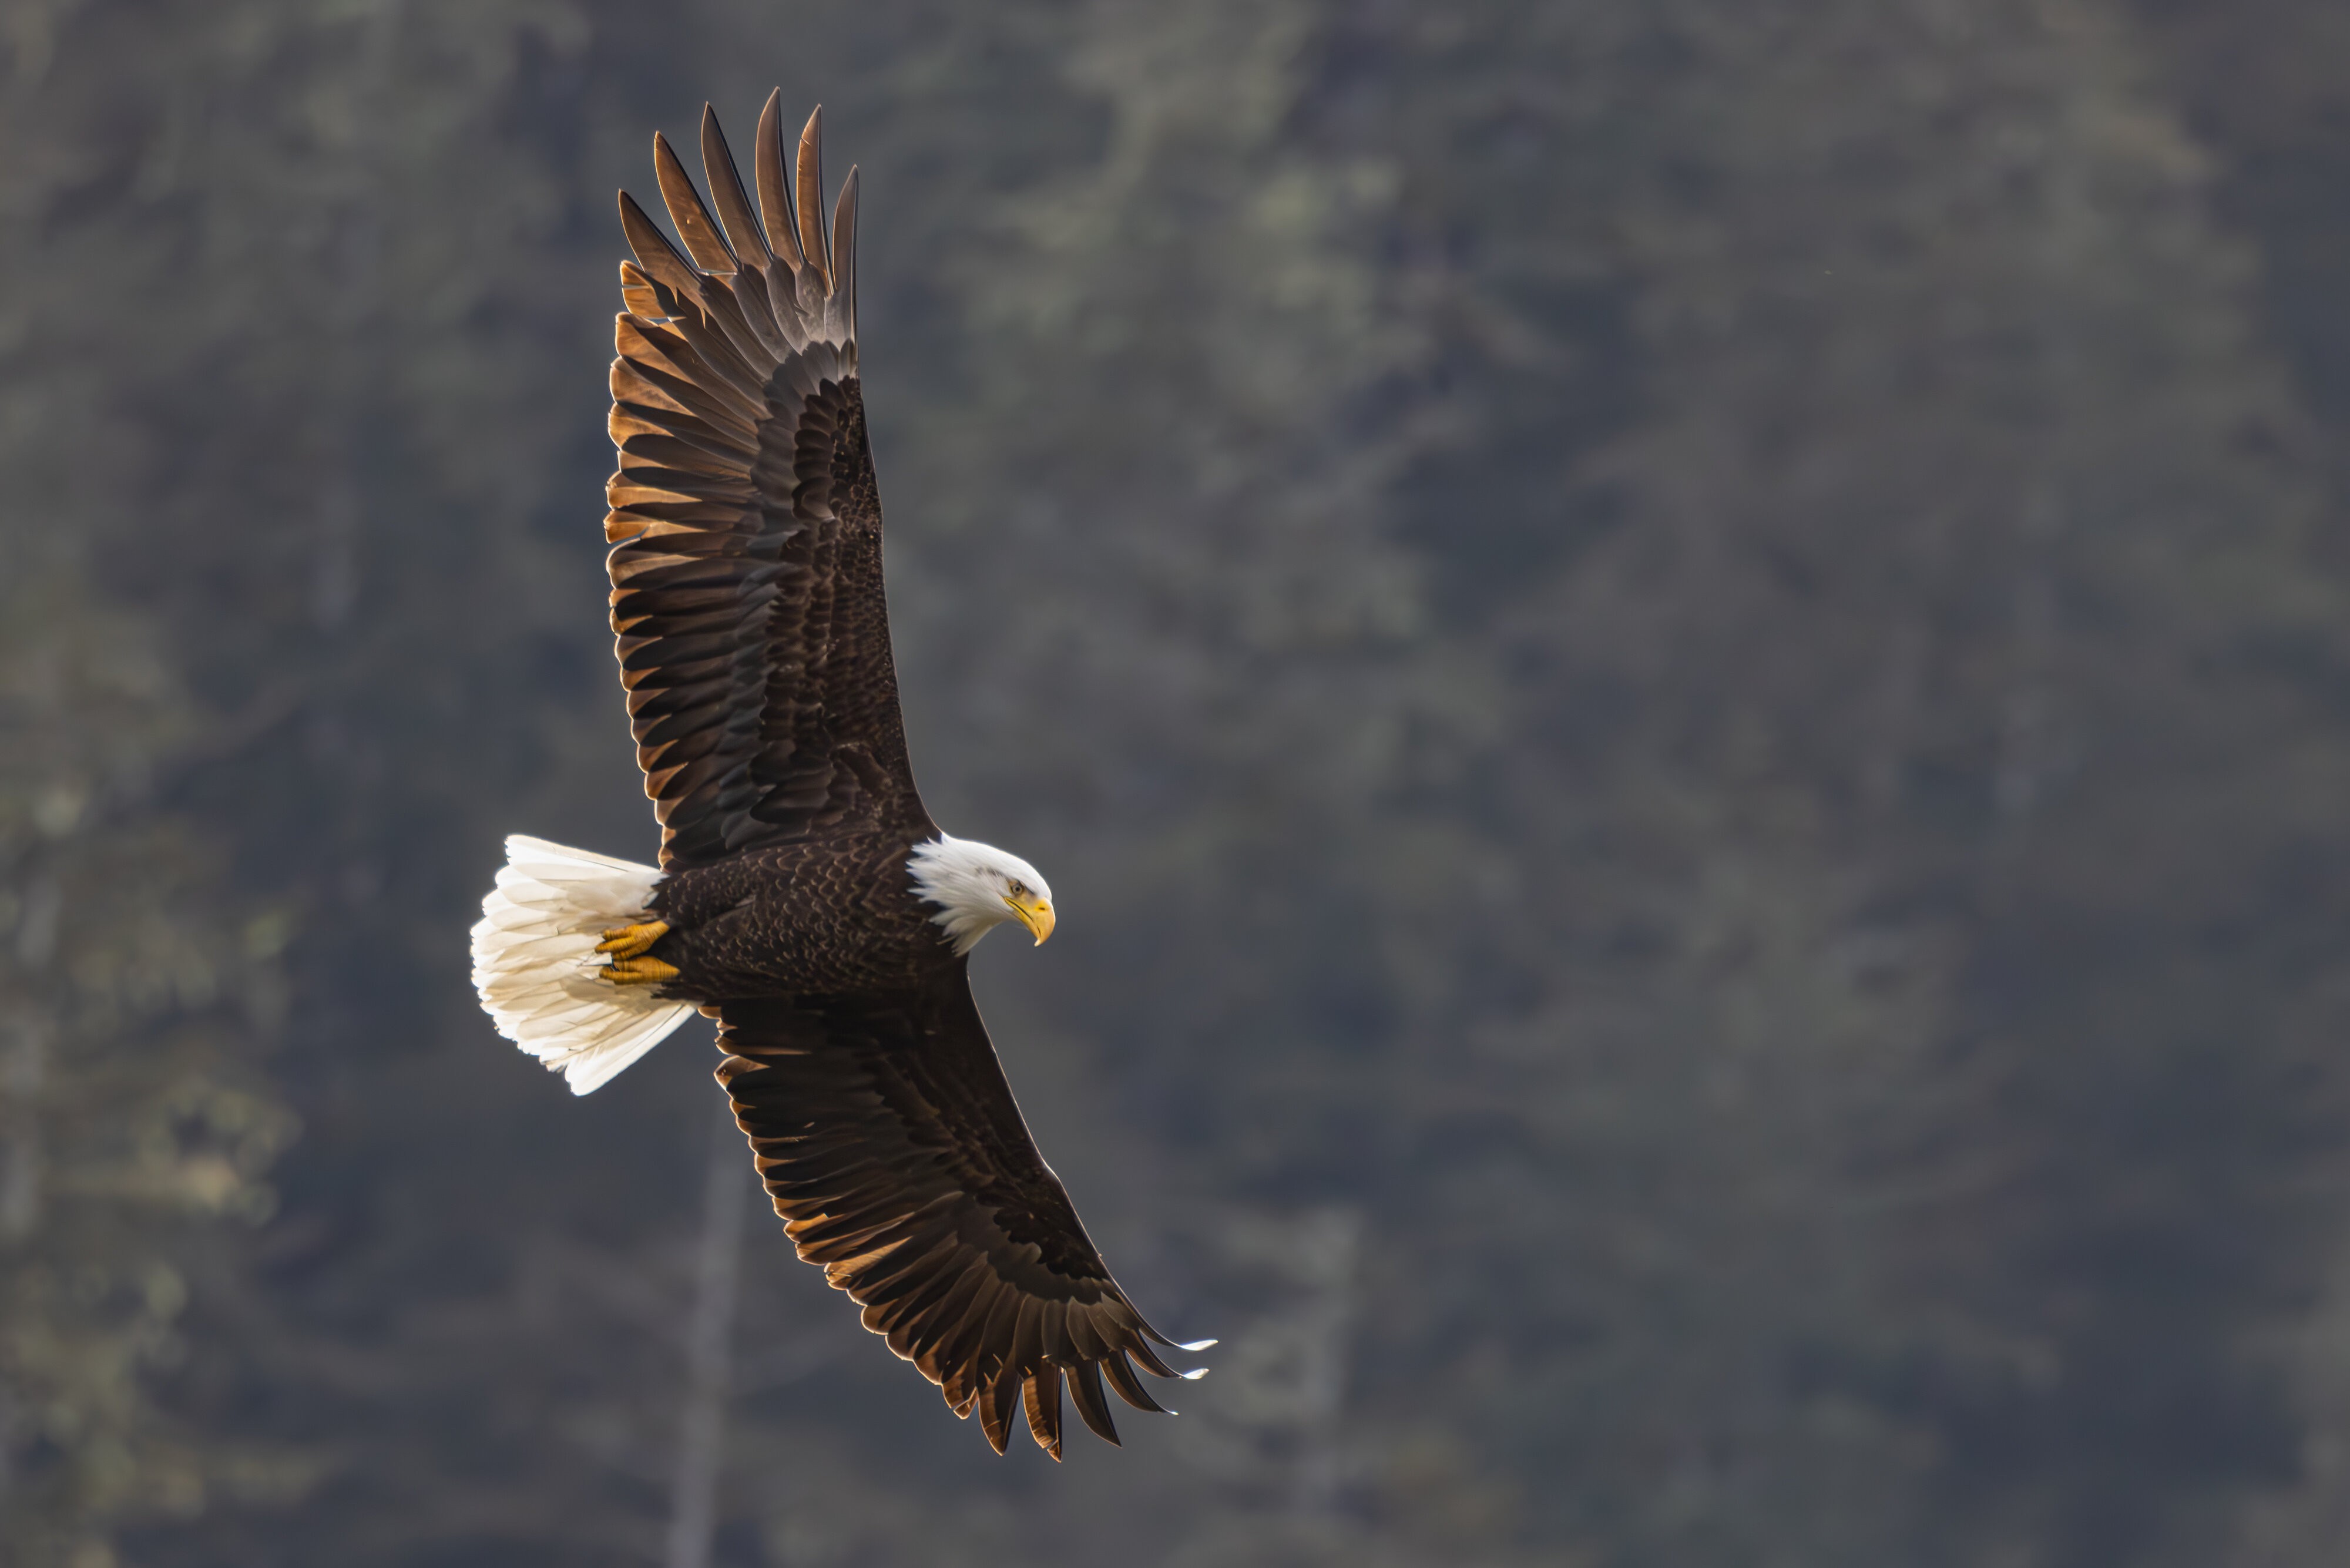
left=8, top=1, right=2350, bottom=1564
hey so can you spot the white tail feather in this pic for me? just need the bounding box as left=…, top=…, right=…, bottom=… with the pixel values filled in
left=470, top=834, right=696, bottom=1094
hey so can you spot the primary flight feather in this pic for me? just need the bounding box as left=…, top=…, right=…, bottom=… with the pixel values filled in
left=469, top=93, right=1206, bottom=1459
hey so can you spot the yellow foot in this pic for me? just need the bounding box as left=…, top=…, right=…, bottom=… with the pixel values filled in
left=601, top=955, right=680, bottom=986
left=595, top=920, right=670, bottom=959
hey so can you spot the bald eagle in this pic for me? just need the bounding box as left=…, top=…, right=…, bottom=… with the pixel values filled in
left=470, top=95, right=1206, bottom=1459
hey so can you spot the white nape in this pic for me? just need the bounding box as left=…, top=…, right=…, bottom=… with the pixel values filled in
left=908, top=835, right=1052, bottom=955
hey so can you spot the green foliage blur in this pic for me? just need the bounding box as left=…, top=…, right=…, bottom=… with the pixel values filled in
left=6, top=0, right=2350, bottom=1563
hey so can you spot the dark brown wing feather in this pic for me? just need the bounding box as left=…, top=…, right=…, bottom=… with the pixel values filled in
left=714, top=965, right=1197, bottom=1457
left=606, top=95, right=928, bottom=868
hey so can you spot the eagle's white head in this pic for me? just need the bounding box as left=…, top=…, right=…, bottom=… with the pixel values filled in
left=908, top=835, right=1056, bottom=955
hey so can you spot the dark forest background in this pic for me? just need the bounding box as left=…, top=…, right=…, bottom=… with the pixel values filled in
left=8, top=1, right=2350, bottom=1564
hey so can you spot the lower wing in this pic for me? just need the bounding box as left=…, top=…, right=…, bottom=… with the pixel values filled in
left=713, top=967, right=1207, bottom=1457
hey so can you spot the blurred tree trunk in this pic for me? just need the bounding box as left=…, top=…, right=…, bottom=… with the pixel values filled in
left=662, top=1098, right=748, bottom=1568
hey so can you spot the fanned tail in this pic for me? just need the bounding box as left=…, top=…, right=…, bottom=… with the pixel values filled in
left=470, top=835, right=695, bottom=1094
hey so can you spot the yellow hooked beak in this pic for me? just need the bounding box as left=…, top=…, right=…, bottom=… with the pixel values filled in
left=1004, top=892, right=1056, bottom=946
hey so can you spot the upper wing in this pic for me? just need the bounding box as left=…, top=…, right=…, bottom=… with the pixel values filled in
left=606, top=95, right=929, bottom=868
left=713, top=967, right=1203, bottom=1458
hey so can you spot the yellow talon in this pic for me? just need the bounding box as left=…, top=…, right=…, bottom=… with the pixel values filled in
left=595, top=920, right=669, bottom=958
left=602, top=955, right=680, bottom=986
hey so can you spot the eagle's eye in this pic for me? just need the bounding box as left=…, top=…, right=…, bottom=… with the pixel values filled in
left=1007, top=880, right=1029, bottom=898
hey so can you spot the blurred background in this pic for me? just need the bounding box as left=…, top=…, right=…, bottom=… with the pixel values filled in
left=6, top=0, right=2350, bottom=1563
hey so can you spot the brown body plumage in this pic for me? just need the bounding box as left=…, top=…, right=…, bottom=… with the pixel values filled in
left=481, top=92, right=1204, bottom=1460
left=647, top=835, right=945, bottom=996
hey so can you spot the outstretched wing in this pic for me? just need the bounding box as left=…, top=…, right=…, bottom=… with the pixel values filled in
left=714, top=968, right=1204, bottom=1458
left=606, top=95, right=929, bottom=868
